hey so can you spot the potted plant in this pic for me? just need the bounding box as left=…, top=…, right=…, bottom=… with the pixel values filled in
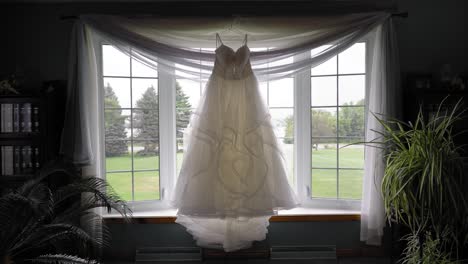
left=373, top=99, right=468, bottom=263
left=0, top=158, right=131, bottom=264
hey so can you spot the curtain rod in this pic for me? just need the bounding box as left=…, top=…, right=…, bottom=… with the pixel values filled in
left=60, top=12, right=408, bottom=20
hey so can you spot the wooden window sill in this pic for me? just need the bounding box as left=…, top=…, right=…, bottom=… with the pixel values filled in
left=104, top=208, right=360, bottom=224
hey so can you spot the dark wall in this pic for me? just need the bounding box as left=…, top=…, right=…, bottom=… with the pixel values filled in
left=396, top=0, right=468, bottom=73
left=105, top=220, right=366, bottom=261
left=1, top=0, right=467, bottom=260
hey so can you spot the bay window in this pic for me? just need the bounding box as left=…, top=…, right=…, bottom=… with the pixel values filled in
left=101, top=41, right=367, bottom=211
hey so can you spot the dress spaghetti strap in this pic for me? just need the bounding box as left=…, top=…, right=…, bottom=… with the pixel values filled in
left=216, top=33, right=223, bottom=48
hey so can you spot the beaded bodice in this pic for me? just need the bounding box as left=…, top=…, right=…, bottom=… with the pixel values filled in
left=213, top=34, right=253, bottom=80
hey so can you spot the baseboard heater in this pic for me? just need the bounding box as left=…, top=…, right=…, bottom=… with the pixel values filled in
left=270, top=245, right=337, bottom=262
left=135, top=247, right=202, bottom=263
left=135, top=245, right=336, bottom=263
left=202, top=244, right=270, bottom=260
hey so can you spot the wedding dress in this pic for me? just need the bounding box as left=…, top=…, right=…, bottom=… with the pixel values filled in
left=172, top=34, right=298, bottom=252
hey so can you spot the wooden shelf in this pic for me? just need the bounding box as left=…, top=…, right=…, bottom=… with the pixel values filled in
left=0, top=136, right=42, bottom=145
left=0, top=174, right=35, bottom=183
left=0, top=96, right=44, bottom=186
left=0, top=96, right=41, bottom=103
left=0, top=132, right=41, bottom=139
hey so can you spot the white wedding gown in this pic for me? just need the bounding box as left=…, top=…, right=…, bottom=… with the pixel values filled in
left=172, top=34, right=298, bottom=252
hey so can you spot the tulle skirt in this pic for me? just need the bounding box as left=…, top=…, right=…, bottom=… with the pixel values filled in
left=172, top=73, right=298, bottom=252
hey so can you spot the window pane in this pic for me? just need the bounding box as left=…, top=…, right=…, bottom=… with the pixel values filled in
left=176, top=108, right=192, bottom=138
left=281, top=114, right=294, bottom=144
left=176, top=149, right=184, bottom=178
left=308, top=42, right=366, bottom=201
left=338, top=75, right=365, bottom=106
left=131, top=142, right=156, bottom=166
left=269, top=108, right=293, bottom=138
left=280, top=136, right=295, bottom=186
left=132, top=109, right=159, bottom=141
left=132, top=58, right=158, bottom=78
left=105, top=140, right=131, bottom=171
left=104, top=109, right=129, bottom=139
left=132, top=140, right=159, bottom=170
left=107, top=172, right=132, bottom=201
left=103, top=45, right=130, bottom=77
left=338, top=106, right=365, bottom=137
left=269, top=78, right=294, bottom=107
left=339, top=139, right=364, bottom=169
left=177, top=79, right=201, bottom=109
left=338, top=43, right=366, bottom=74
left=311, top=76, right=337, bottom=106
left=311, top=169, right=337, bottom=198
left=311, top=107, right=336, bottom=137
left=134, top=171, right=160, bottom=201
left=259, top=82, right=268, bottom=105
left=103, top=78, right=131, bottom=108
left=339, top=169, right=363, bottom=199
left=132, top=79, right=159, bottom=109
left=311, top=138, right=337, bottom=168
left=311, top=45, right=337, bottom=76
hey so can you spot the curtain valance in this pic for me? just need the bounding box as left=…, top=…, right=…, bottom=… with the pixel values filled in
left=80, top=12, right=389, bottom=81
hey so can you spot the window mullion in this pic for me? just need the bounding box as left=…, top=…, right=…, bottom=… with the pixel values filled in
left=158, top=69, right=176, bottom=202
left=129, top=48, right=135, bottom=201
left=293, top=52, right=311, bottom=203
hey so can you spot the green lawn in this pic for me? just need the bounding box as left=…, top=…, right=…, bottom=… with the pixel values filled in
left=311, top=147, right=364, bottom=199
left=105, top=146, right=364, bottom=201
left=106, top=155, right=160, bottom=201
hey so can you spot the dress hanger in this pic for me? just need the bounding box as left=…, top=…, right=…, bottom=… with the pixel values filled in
left=217, top=17, right=246, bottom=41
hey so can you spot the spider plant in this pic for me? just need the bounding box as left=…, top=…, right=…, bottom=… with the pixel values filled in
left=0, top=159, right=131, bottom=264
left=400, top=230, right=457, bottom=264
left=372, top=98, right=468, bottom=262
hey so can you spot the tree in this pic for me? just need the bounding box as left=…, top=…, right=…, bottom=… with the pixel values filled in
left=339, top=99, right=365, bottom=138
left=132, top=82, right=193, bottom=154
left=284, top=110, right=337, bottom=150
left=176, top=81, right=192, bottom=147
left=283, top=116, right=294, bottom=144
left=134, top=85, right=159, bottom=155
left=284, top=99, right=365, bottom=150
left=104, top=83, right=128, bottom=156
left=311, top=110, right=336, bottom=150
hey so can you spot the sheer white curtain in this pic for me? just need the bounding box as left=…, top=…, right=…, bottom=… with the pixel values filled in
left=60, top=12, right=400, bottom=246
left=362, top=18, right=400, bottom=245
left=61, top=21, right=106, bottom=252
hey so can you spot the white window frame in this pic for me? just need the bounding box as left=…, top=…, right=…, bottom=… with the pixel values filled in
left=98, top=38, right=370, bottom=213
left=294, top=39, right=369, bottom=211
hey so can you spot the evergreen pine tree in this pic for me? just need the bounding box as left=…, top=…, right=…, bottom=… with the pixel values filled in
left=134, top=85, right=159, bottom=155
left=176, top=82, right=192, bottom=151
left=104, top=83, right=128, bottom=156
left=133, top=83, right=193, bottom=154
